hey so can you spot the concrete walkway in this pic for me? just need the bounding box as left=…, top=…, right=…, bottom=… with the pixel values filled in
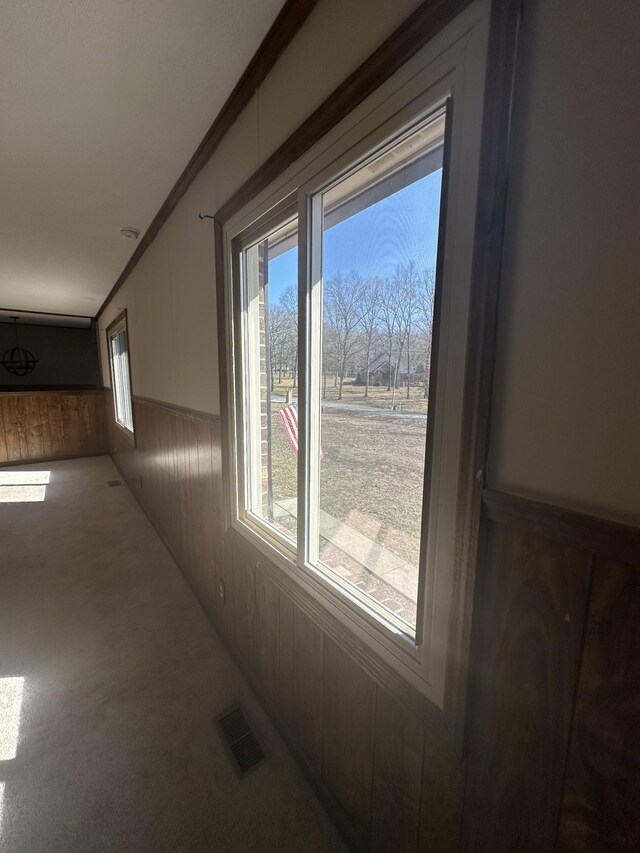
left=0, top=456, right=345, bottom=853
left=273, top=497, right=418, bottom=604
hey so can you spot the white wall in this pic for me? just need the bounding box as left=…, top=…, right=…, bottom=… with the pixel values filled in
left=99, top=0, right=422, bottom=415
left=489, top=0, right=640, bottom=525
left=100, top=0, right=640, bottom=524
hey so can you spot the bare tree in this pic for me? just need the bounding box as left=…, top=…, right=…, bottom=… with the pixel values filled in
left=400, top=262, right=421, bottom=399
left=358, top=276, right=383, bottom=398
left=279, top=285, right=298, bottom=388
left=378, top=276, right=400, bottom=391
left=268, top=305, right=289, bottom=388
left=323, top=271, right=363, bottom=400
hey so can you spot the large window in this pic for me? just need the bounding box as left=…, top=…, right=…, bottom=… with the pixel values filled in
left=225, top=6, right=490, bottom=705
left=107, top=313, right=134, bottom=434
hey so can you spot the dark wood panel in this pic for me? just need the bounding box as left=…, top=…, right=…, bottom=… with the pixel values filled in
left=557, top=558, right=640, bottom=852
left=255, top=565, right=281, bottom=704
left=292, top=603, right=324, bottom=768
left=462, top=522, right=592, bottom=853
left=483, top=488, right=640, bottom=567
left=96, top=0, right=320, bottom=319
left=0, top=400, right=8, bottom=461
left=322, top=636, right=376, bottom=838
left=372, top=687, right=424, bottom=853
left=278, top=590, right=295, bottom=727
left=0, top=390, right=107, bottom=465
left=419, top=726, right=463, bottom=853
left=227, top=538, right=257, bottom=672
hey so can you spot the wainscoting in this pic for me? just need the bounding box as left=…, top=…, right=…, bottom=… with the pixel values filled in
left=107, top=395, right=639, bottom=852
left=0, top=389, right=107, bottom=464
left=463, top=492, right=640, bottom=853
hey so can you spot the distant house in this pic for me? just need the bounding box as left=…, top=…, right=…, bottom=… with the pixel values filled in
left=356, top=353, right=415, bottom=386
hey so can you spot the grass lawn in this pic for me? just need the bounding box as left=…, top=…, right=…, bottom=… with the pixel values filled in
left=270, top=401, right=427, bottom=568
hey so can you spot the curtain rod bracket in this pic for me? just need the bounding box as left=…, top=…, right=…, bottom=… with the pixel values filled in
left=198, top=212, right=215, bottom=221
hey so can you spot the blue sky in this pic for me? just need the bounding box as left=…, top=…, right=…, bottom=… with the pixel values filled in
left=268, top=168, right=442, bottom=306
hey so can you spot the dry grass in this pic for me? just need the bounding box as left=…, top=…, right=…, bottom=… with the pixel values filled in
left=270, top=402, right=426, bottom=566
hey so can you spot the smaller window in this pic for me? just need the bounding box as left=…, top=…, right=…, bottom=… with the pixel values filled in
left=107, top=314, right=134, bottom=434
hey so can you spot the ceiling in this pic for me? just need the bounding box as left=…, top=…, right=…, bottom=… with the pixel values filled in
left=0, top=0, right=287, bottom=317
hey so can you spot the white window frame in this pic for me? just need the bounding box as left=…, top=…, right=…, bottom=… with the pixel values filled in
left=223, top=0, right=490, bottom=708
left=107, top=312, right=134, bottom=436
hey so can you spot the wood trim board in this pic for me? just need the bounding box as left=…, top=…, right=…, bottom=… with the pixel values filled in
left=483, top=488, right=640, bottom=567
left=132, top=395, right=220, bottom=428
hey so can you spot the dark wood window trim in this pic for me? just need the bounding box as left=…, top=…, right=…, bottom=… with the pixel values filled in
left=215, top=0, right=522, bottom=749
left=105, top=309, right=136, bottom=443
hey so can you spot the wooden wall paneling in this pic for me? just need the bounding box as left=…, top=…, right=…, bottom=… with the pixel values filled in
left=278, top=590, right=295, bottom=727
left=49, top=395, right=65, bottom=458
left=322, top=635, right=376, bottom=839
left=483, top=488, right=640, bottom=568
left=418, top=726, right=464, bottom=853
left=1, top=397, right=20, bottom=461
left=12, top=397, right=28, bottom=459
left=557, top=557, right=640, bottom=853
left=372, top=687, right=425, bottom=853
left=292, top=603, right=324, bottom=768
left=172, top=413, right=187, bottom=569
left=78, top=394, right=92, bottom=454
left=0, top=400, right=8, bottom=462
left=0, top=391, right=107, bottom=465
left=23, top=395, right=44, bottom=459
left=150, top=406, right=164, bottom=530
left=245, top=554, right=257, bottom=672
left=179, top=417, right=194, bottom=581
left=166, top=411, right=179, bottom=553
left=255, top=565, right=280, bottom=705
left=195, top=420, right=216, bottom=606
left=93, top=391, right=107, bottom=452
left=209, top=419, right=224, bottom=566
left=165, top=410, right=178, bottom=556
left=184, top=418, right=200, bottom=586
left=461, top=521, right=592, bottom=853
left=189, top=419, right=204, bottom=589
left=37, top=396, right=52, bottom=459
left=228, top=539, right=257, bottom=671
left=153, top=405, right=168, bottom=539
left=60, top=394, right=80, bottom=457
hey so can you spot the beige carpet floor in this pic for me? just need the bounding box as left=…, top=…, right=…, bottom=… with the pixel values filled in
left=0, top=456, right=346, bottom=853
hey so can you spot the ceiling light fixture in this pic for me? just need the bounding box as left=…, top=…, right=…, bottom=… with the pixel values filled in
left=1, top=317, right=38, bottom=377
left=120, top=227, right=140, bottom=240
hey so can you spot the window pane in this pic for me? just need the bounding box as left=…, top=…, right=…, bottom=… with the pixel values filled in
left=241, top=218, right=298, bottom=543
left=110, top=326, right=133, bottom=432
left=315, top=110, right=445, bottom=635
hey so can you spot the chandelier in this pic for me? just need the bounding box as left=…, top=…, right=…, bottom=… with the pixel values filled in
left=1, top=317, right=38, bottom=376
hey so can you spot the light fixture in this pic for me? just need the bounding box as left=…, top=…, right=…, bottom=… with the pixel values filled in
left=120, top=227, right=140, bottom=240
left=1, top=316, right=38, bottom=377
